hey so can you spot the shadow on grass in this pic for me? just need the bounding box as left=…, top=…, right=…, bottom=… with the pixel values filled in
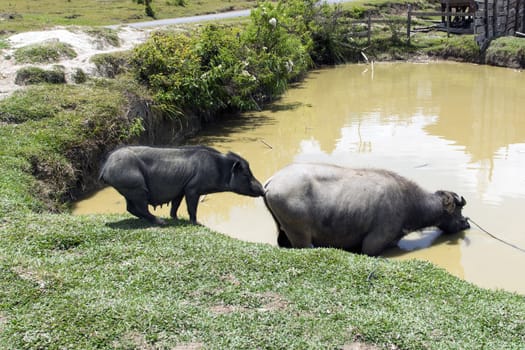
left=105, top=217, right=192, bottom=230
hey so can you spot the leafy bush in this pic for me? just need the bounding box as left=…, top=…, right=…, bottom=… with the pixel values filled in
left=242, top=1, right=312, bottom=90
left=131, top=31, right=205, bottom=117
left=130, top=0, right=322, bottom=118
left=310, top=4, right=355, bottom=64
left=195, top=25, right=261, bottom=113
left=14, top=41, right=77, bottom=64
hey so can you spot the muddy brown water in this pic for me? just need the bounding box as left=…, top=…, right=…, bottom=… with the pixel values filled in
left=73, top=62, right=525, bottom=295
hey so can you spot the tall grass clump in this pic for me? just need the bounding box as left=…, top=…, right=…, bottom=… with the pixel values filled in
left=14, top=41, right=77, bottom=64
left=14, top=66, right=67, bottom=85
left=485, top=36, right=525, bottom=68
left=425, top=34, right=482, bottom=62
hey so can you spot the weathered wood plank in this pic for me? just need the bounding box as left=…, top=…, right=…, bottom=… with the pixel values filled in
left=411, top=11, right=475, bottom=16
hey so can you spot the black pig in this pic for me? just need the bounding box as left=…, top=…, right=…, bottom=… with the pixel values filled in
left=99, top=145, right=265, bottom=225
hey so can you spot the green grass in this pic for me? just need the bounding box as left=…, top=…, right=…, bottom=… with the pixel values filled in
left=1, top=213, right=524, bottom=349
left=83, top=27, right=121, bottom=47
left=14, top=66, right=67, bottom=86
left=0, top=81, right=144, bottom=210
left=485, top=36, right=525, bottom=68
left=423, top=34, right=482, bottom=62
left=14, top=41, right=77, bottom=64
left=0, top=39, right=8, bottom=50
left=1, top=1, right=525, bottom=348
left=0, top=0, right=257, bottom=33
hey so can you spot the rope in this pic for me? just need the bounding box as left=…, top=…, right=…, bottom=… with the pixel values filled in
left=467, top=217, right=525, bottom=254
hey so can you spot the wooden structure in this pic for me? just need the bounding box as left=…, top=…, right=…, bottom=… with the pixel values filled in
left=407, top=5, right=477, bottom=41
left=407, top=0, right=524, bottom=46
left=440, top=0, right=477, bottom=31
left=475, top=0, right=525, bottom=47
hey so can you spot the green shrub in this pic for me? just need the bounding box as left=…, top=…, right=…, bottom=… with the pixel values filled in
left=130, top=0, right=368, bottom=117
left=14, top=41, right=77, bottom=64
left=14, top=67, right=67, bottom=85
left=195, top=25, right=260, bottom=112
left=310, top=5, right=354, bottom=64
left=243, top=1, right=312, bottom=89
left=130, top=16, right=312, bottom=118
left=131, top=31, right=205, bottom=116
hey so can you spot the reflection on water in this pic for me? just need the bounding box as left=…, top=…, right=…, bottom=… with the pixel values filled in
left=73, top=62, right=525, bottom=294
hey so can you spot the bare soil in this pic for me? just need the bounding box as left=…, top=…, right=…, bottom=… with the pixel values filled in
left=0, top=26, right=150, bottom=100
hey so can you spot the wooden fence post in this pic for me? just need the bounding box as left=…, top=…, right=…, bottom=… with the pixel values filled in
left=446, top=0, right=451, bottom=37
left=522, top=0, right=525, bottom=32
left=367, top=12, right=372, bottom=45
left=407, top=4, right=412, bottom=44
left=515, top=0, right=521, bottom=34
left=485, top=0, right=489, bottom=36
left=493, top=0, right=497, bottom=36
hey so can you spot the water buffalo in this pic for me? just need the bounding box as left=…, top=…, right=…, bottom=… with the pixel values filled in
left=263, top=163, right=470, bottom=256
left=99, top=145, right=265, bottom=225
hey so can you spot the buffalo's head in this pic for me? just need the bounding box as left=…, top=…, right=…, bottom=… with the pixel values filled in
left=436, top=191, right=470, bottom=234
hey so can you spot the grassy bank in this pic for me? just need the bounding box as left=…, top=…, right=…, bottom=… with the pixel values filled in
left=0, top=80, right=147, bottom=212
left=1, top=213, right=524, bottom=349
left=1, top=0, right=525, bottom=348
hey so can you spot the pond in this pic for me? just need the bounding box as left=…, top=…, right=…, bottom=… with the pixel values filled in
left=73, top=62, right=525, bottom=295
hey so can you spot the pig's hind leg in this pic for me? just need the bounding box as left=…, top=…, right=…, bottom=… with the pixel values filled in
left=125, top=194, right=165, bottom=226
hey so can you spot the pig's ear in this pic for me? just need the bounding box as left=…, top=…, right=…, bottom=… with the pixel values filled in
left=231, top=161, right=242, bottom=174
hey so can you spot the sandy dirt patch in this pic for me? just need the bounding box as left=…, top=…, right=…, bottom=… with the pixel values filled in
left=0, top=26, right=150, bottom=100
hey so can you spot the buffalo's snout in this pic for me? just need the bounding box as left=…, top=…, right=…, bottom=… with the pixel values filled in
left=460, top=217, right=471, bottom=230
left=439, top=214, right=471, bottom=234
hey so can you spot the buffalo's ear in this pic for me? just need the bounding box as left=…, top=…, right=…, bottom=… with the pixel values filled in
left=451, top=193, right=467, bottom=207
left=436, top=191, right=455, bottom=214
